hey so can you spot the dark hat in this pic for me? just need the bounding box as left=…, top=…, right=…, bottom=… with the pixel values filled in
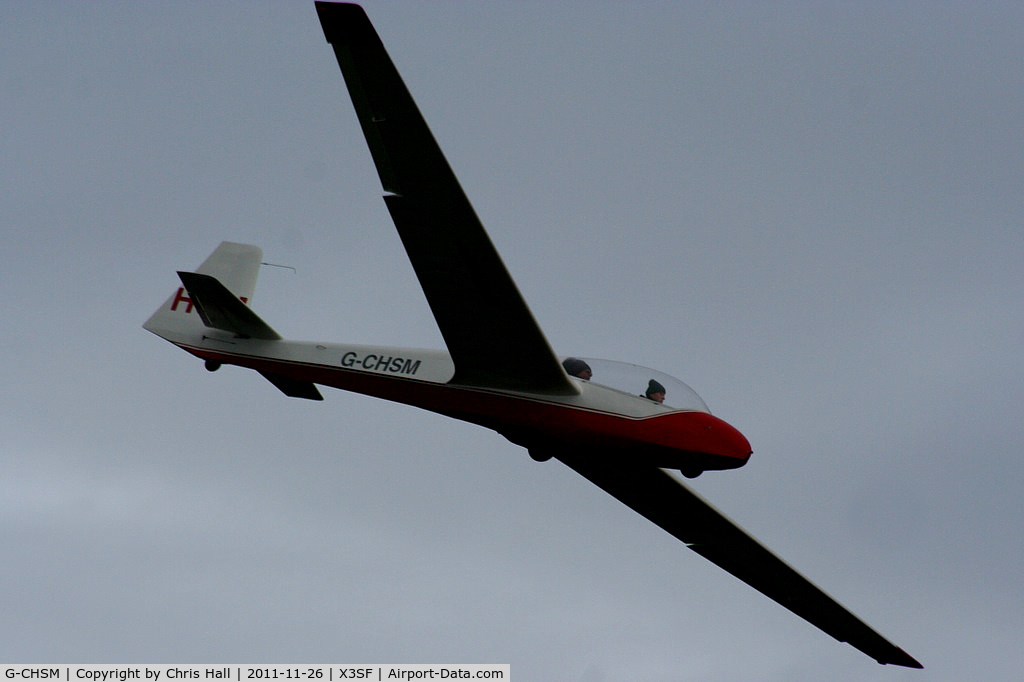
left=562, top=357, right=591, bottom=377
left=645, top=379, right=666, bottom=396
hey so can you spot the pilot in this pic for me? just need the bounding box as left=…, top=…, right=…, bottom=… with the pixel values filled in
left=643, top=379, right=666, bottom=404
left=562, top=357, right=592, bottom=380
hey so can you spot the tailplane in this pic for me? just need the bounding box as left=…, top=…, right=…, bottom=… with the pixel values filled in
left=143, top=241, right=321, bottom=400
left=144, top=242, right=269, bottom=341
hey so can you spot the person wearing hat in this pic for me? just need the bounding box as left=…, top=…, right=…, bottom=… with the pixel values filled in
left=562, top=357, right=592, bottom=380
left=643, top=379, right=666, bottom=403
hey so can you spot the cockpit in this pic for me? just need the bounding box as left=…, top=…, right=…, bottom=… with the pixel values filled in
left=561, top=357, right=710, bottom=413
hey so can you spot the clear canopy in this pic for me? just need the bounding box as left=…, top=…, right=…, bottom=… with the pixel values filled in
left=562, top=357, right=710, bottom=413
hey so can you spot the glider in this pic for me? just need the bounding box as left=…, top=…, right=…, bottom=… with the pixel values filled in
left=144, top=2, right=921, bottom=669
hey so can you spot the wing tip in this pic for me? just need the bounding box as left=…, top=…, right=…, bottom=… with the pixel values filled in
left=315, top=1, right=367, bottom=44
left=879, top=647, right=923, bottom=669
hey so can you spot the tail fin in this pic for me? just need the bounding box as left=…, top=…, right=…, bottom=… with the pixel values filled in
left=143, top=242, right=265, bottom=341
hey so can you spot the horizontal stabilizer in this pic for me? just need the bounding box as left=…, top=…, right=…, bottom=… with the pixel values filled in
left=258, top=371, right=324, bottom=401
left=177, top=271, right=281, bottom=340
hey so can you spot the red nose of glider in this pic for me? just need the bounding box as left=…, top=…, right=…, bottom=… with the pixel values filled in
left=674, top=411, right=752, bottom=465
left=717, top=416, right=752, bottom=462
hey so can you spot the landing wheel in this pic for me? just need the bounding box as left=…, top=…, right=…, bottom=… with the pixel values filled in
left=204, top=359, right=222, bottom=372
left=528, top=448, right=553, bottom=462
left=681, top=468, right=703, bottom=479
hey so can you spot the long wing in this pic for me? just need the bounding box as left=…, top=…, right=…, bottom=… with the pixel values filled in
left=316, top=2, right=575, bottom=395
left=556, top=452, right=923, bottom=668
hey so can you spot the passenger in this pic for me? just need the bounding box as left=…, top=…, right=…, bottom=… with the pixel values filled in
left=643, top=379, right=666, bottom=404
left=562, top=357, right=592, bottom=380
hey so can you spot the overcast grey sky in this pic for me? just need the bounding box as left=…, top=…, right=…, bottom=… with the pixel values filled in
left=3, top=1, right=1022, bottom=679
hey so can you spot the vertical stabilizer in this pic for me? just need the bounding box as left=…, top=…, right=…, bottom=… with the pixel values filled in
left=144, top=242, right=263, bottom=340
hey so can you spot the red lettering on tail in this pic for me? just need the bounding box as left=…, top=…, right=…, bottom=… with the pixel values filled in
left=170, top=287, right=194, bottom=313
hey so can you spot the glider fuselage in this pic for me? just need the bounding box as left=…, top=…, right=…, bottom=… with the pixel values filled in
left=166, top=329, right=750, bottom=473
